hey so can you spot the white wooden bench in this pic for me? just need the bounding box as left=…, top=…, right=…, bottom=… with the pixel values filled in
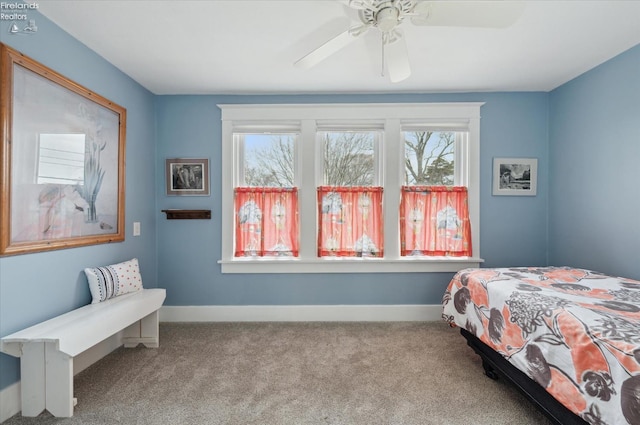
left=0, top=288, right=166, bottom=418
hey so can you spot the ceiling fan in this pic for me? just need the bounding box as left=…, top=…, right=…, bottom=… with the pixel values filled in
left=294, top=0, right=525, bottom=83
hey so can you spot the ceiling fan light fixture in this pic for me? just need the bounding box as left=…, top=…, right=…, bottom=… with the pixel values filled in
left=376, top=7, right=400, bottom=32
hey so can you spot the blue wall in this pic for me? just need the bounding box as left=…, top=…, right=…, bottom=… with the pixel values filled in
left=155, top=93, right=549, bottom=307
left=1, top=5, right=636, bottom=395
left=548, top=45, right=640, bottom=280
left=0, top=14, right=157, bottom=389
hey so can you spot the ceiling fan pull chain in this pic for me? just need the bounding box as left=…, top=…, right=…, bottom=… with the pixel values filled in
left=381, top=33, right=386, bottom=77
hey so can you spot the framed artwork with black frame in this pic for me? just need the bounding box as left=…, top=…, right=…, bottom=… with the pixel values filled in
left=165, top=158, right=210, bottom=196
left=492, top=157, right=538, bottom=196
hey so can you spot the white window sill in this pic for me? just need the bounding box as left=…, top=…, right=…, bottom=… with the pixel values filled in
left=218, top=257, right=484, bottom=274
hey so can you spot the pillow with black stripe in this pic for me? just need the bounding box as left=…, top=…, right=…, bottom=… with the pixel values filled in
left=84, top=258, right=143, bottom=303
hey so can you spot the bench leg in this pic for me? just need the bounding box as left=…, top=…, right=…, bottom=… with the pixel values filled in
left=140, top=310, right=160, bottom=348
left=20, top=342, right=46, bottom=417
left=44, top=342, right=74, bottom=417
left=123, top=310, right=160, bottom=348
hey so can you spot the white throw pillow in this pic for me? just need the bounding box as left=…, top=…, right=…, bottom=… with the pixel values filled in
left=84, top=258, right=143, bottom=303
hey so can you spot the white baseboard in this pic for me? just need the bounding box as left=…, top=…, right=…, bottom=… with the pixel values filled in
left=159, top=304, right=443, bottom=322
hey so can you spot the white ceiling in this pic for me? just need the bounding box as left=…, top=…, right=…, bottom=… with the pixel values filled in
left=32, top=0, right=640, bottom=95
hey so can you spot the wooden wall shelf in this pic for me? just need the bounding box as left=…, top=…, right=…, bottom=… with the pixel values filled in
left=161, top=209, right=211, bottom=220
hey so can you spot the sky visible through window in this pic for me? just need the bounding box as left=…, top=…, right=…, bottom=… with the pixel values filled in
left=404, top=131, right=455, bottom=186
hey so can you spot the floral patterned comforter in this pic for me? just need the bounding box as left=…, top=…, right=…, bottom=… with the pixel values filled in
left=442, top=267, right=640, bottom=425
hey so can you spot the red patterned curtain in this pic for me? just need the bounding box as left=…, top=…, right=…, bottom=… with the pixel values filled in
left=400, top=186, right=471, bottom=257
left=317, top=186, right=383, bottom=257
left=234, top=187, right=299, bottom=257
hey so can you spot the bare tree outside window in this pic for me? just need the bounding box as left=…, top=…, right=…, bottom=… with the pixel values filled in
left=242, top=132, right=377, bottom=188
left=322, top=132, right=375, bottom=186
left=404, top=131, right=455, bottom=186
left=244, top=134, right=295, bottom=187
left=242, top=131, right=454, bottom=188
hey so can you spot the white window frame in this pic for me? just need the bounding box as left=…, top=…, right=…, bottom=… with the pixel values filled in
left=219, top=103, right=484, bottom=273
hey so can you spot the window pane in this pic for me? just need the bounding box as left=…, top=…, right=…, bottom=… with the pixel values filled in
left=242, top=133, right=295, bottom=187
left=322, top=132, right=376, bottom=186
left=404, top=131, right=455, bottom=186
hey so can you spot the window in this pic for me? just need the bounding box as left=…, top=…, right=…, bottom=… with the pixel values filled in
left=240, top=133, right=295, bottom=187
left=220, top=103, right=483, bottom=273
left=321, top=131, right=379, bottom=186
left=234, top=133, right=299, bottom=257
left=403, top=130, right=456, bottom=186
left=318, top=130, right=383, bottom=257
left=400, top=130, right=472, bottom=257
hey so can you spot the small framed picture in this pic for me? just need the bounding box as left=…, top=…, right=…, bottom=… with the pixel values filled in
left=165, top=158, right=210, bottom=196
left=492, top=158, right=537, bottom=196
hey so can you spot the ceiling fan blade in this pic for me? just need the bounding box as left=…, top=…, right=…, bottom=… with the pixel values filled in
left=411, top=1, right=525, bottom=28
left=294, top=24, right=370, bottom=69
left=347, top=0, right=375, bottom=10
left=384, top=30, right=411, bottom=83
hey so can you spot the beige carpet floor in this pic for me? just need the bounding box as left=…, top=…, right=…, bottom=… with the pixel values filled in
left=4, top=322, right=552, bottom=424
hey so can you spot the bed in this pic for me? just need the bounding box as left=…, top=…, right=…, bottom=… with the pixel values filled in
left=442, top=266, right=640, bottom=425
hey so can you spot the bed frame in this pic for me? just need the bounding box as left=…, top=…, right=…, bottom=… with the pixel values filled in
left=460, top=328, right=589, bottom=425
